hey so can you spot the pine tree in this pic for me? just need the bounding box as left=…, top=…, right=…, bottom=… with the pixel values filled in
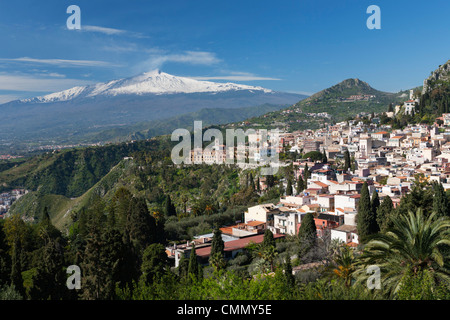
left=141, top=243, right=168, bottom=284
left=33, top=238, right=66, bottom=300
left=126, top=197, right=158, bottom=252
left=81, top=225, right=125, bottom=299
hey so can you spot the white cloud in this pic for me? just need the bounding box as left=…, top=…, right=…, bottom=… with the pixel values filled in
left=189, top=70, right=281, bottom=81
left=0, top=73, right=94, bottom=92
left=82, top=25, right=127, bottom=35
left=0, top=57, right=120, bottom=67
left=141, top=51, right=221, bottom=70
left=191, top=75, right=281, bottom=81
left=82, top=25, right=147, bottom=38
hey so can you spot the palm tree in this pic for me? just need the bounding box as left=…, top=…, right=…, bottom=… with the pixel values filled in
left=355, top=208, right=450, bottom=298
left=261, top=245, right=278, bottom=272
left=209, top=252, right=226, bottom=272
left=327, top=245, right=358, bottom=288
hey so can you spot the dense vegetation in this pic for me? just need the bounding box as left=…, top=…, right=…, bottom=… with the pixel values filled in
left=1, top=140, right=449, bottom=300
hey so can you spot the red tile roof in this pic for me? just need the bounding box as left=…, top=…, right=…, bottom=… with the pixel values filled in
left=194, top=233, right=285, bottom=258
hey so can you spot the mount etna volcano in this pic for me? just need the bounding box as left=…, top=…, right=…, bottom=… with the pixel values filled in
left=0, top=70, right=306, bottom=149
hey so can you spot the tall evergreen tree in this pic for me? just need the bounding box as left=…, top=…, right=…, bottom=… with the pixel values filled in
left=432, top=182, right=449, bottom=218
left=0, top=221, right=11, bottom=286
left=126, top=197, right=158, bottom=252
left=165, top=194, right=177, bottom=217
left=322, top=152, right=328, bottom=164
left=266, top=174, right=275, bottom=189
left=210, top=227, right=225, bottom=259
left=344, top=150, right=351, bottom=171
left=297, top=175, right=305, bottom=195
left=286, top=179, right=293, bottom=196
left=249, top=172, right=256, bottom=192
left=304, top=163, right=310, bottom=179
left=10, top=239, right=24, bottom=297
left=357, top=182, right=378, bottom=242
left=370, top=190, right=381, bottom=233
left=81, top=225, right=125, bottom=299
left=388, top=103, right=394, bottom=113
left=283, top=256, right=295, bottom=288
left=33, top=238, right=66, bottom=300
left=297, top=212, right=317, bottom=257
left=376, top=195, right=394, bottom=233
left=141, top=243, right=168, bottom=284
left=262, top=229, right=276, bottom=249
left=187, top=243, right=201, bottom=282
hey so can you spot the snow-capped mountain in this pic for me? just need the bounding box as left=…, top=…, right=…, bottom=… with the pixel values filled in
left=20, top=70, right=274, bottom=104
left=0, top=71, right=306, bottom=145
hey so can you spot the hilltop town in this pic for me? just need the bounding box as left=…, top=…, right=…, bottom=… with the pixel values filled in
left=165, top=88, right=450, bottom=265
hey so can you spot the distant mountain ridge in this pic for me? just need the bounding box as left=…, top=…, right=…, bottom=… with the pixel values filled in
left=300, top=78, right=391, bottom=104
left=0, top=71, right=306, bottom=152
left=236, top=78, right=407, bottom=132
left=18, top=70, right=274, bottom=104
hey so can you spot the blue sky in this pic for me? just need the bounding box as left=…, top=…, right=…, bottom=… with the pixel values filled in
left=1, top=0, right=450, bottom=103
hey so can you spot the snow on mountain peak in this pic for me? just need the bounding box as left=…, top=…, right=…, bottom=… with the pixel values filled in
left=19, top=70, right=274, bottom=103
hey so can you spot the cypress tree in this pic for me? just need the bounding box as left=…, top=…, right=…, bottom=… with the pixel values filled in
left=165, top=195, right=177, bottom=217
left=344, top=150, right=351, bottom=171
left=322, top=152, right=328, bottom=164
left=286, top=179, right=293, bottom=196
left=356, top=182, right=378, bottom=242
left=432, top=182, right=449, bottom=218
left=304, top=163, right=310, bottom=179
left=210, top=227, right=224, bottom=260
left=188, top=243, right=200, bottom=282
left=10, top=239, right=24, bottom=297
left=262, top=229, right=276, bottom=249
left=249, top=172, right=256, bottom=192
left=266, top=175, right=275, bottom=189
left=371, top=190, right=381, bottom=233
left=256, top=177, right=261, bottom=193
left=284, top=256, right=295, bottom=288
left=298, top=212, right=317, bottom=257
left=297, top=175, right=305, bottom=195
left=376, top=195, right=394, bottom=232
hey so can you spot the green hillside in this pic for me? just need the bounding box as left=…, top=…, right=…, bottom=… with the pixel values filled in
left=234, top=78, right=408, bottom=131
